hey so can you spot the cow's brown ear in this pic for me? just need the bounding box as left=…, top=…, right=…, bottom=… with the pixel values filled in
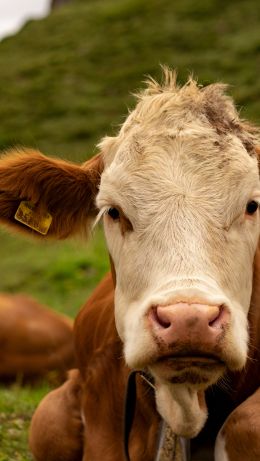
left=0, top=149, right=103, bottom=239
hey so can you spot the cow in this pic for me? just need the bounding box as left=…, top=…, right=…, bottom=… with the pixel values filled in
left=0, top=69, right=259, bottom=460
left=0, top=293, right=75, bottom=380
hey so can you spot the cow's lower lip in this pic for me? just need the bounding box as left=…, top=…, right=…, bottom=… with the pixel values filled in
left=156, top=354, right=225, bottom=368
left=150, top=354, right=225, bottom=385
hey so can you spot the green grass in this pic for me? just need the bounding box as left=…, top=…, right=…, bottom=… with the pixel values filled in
left=0, top=0, right=260, bottom=458
left=0, top=227, right=108, bottom=318
left=0, top=383, right=51, bottom=461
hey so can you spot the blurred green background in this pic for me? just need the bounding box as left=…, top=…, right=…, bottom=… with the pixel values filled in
left=0, top=0, right=259, bottom=459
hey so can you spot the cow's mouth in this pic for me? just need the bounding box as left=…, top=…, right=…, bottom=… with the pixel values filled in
left=149, top=352, right=225, bottom=385
left=157, top=352, right=224, bottom=367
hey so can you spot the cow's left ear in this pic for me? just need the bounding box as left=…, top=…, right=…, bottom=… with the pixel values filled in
left=0, top=149, right=103, bottom=239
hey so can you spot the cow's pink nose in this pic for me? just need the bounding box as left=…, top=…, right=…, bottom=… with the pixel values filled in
left=149, top=302, right=228, bottom=346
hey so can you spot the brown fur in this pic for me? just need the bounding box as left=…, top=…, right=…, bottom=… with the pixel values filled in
left=30, top=274, right=160, bottom=461
left=29, top=369, right=83, bottom=461
left=230, top=246, right=260, bottom=403
left=0, top=293, right=75, bottom=378
left=0, top=149, right=103, bottom=238
left=216, top=247, right=260, bottom=458
left=221, top=388, right=260, bottom=461
left=75, top=274, right=160, bottom=461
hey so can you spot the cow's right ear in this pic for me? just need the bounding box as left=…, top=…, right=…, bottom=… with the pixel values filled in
left=0, top=149, right=103, bottom=239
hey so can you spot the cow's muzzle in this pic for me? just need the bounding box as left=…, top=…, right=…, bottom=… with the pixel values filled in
left=147, top=302, right=229, bottom=383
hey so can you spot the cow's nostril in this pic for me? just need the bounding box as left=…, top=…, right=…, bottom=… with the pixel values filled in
left=152, top=306, right=171, bottom=329
left=208, top=304, right=226, bottom=328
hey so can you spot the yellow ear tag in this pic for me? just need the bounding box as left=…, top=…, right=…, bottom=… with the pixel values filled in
left=14, top=201, right=53, bottom=235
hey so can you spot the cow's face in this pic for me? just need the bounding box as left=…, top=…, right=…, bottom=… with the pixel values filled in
left=96, top=75, right=260, bottom=435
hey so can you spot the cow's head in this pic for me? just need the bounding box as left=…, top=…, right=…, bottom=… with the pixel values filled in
left=0, top=70, right=259, bottom=437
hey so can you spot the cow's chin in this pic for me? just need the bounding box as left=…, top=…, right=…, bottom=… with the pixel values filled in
left=154, top=380, right=208, bottom=438
left=145, top=355, right=226, bottom=438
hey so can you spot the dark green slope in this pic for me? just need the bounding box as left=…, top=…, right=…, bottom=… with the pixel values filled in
left=0, top=0, right=260, bottom=163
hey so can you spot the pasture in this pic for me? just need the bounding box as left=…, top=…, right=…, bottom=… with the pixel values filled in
left=0, top=229, right=108, bottom=460
left=0, top=0, right=260, bottom=459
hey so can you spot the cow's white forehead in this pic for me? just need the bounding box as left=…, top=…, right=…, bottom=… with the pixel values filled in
left=98, top=130, right=259, bottom=225
left=98, top=73, right=259, bottom=212
left=99, top=70, right=259, bottom=167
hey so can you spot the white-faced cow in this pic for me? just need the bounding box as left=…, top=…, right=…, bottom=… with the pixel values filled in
left=0, top=70, right=259, bottom=460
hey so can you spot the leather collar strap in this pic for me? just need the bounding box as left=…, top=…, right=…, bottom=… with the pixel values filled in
left=123, top=370, right=191, bottom=461
left=123, top=370, right=139, bottom=461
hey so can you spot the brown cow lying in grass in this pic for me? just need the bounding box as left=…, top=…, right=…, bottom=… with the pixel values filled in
left=0, top=69, right=259, bottom=460
left=0, top=293, right=75, bottom=380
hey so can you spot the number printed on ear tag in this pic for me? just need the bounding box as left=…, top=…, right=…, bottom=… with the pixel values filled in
left=14, top=201, right=53, bottom=235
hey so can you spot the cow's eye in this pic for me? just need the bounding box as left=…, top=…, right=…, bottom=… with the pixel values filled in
left=246, top=200, right=259, bottom=215
left=107, top=207, right=120, bottom=220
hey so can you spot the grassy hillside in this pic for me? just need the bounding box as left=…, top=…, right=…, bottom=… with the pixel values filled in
left=0, top=0, right=260, bottom=161
left=0, top=0, right=260, bottom=459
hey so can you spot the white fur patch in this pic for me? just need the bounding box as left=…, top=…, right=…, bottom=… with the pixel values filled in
left=215, top=432, right=229, bottom=461
left=155, top=381, right=207, bottom=438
